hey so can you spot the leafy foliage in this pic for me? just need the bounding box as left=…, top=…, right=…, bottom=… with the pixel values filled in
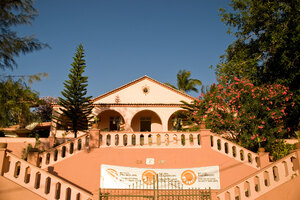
left=53, top=44, right=93, bottom=138
left=216, top=0, right=300, bottom=132
left=33, top=96, right=58, bottom=122
left=165, top=70, right=202, bottom=93
left=0, top=0, right=48, bottom=70
left=0, top=78, right=39, bottom=127
left=187, top=77, right=293, bottom=155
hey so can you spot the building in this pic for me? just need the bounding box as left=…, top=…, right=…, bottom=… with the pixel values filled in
left=0, top=76, right=300, bottom=200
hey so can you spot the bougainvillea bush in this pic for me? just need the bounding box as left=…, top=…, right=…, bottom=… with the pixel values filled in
left=188, top=77, right=294, bottom=156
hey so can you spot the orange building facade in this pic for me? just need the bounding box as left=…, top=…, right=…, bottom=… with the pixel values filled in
left=0, top=76, right=300, bottom=200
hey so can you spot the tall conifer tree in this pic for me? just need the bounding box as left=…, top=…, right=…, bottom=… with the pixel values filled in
left=54, top=44, right=93, bottom=138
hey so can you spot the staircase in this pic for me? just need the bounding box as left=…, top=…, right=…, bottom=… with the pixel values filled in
left=217, top=152, right=299, bottom=200
left=209, top=133, right=260, bottom=169
left=3, top=152, right=93, bottom=200
left=39, top=133, right=91, bottom=169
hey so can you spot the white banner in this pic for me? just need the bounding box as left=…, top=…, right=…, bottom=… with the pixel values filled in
left=100, top=164, right=220, bottom=189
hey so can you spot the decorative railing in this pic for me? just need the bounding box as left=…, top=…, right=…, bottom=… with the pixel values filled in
left=99, top=132, right=202, bottom=148
left=210, top=133, right=260, bottom=169
left=39, top=133, right=90, bottom=168
left=3, top=152, right=93, bottom=200
left=216, top=152, right=299, bottom=200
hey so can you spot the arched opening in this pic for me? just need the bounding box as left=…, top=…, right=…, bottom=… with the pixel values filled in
left=45, top=177, right=51, bottom=194
left=24, top=167, right=31, bottom=183
left=123, top=134, right=128, bottom=146
left=96, top=110, right=125, bottom=131
left=14, top=161, right=21, bottom=178
left=54, top=149, right=58, bottom=161
left=217, top=139, right=221, bottom=150
left=254, top=176, right=260, bottom=192
left=244, top=181, right=251, bottom=197
left=264, top=171, right=270, bottom=186
left=55, top=182, right=61, bottom=199
left=62, top=146, right=66, bottom=158
left=34, top=172, right=41, bottom=189
left=273, top=166, right=279, bottom=181
left=46, top=153, right=50, bottom=164
left=70, top=142, right=74, bottom=154
left=77, top=139, right=82, bottom=150
left=167, top=110, right=190, bottom=131
left=224, top=143, right=229, bottom=154
left=283, top=161, right=288, bottom=177
left=131, top=110, right=162, bottom=132
left=234, top=186, right=240, bottom=200
left=66, top=187, right=72, bottom=200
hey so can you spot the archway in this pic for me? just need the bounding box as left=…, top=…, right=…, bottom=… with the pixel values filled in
left=167, top=110, right=190, bottom=131
left=131, top=110, right=162, bottom=132
left=97, top=110, right=125, bottom=131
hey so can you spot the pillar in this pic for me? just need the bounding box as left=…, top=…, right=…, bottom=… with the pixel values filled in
left=89, top=128, right=100, bottom=148
left=0, top=143, right=8, bottom=175
left=27, top=151, right=40, bottom=167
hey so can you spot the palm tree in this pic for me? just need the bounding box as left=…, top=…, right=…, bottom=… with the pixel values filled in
left=165, top=70, right=202, bottom=93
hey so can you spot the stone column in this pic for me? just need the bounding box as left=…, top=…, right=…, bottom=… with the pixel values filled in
left=49, top=135, right=56, bottom=148
left=201, top=130, right=212, bottom=149
left=294, top=142, right=300, bottom=171
left=89, top=128, right=100, bottom=148
left=0, top=143, right=8, bottom=175
left=27, top=150, right=40, bottom=167
left=257, top=148, right=270, bottom=168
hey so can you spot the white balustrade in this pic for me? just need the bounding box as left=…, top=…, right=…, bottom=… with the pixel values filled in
left=210, top=133, right=259, bottom=169
left=99, top=132, right=202, bottom=148
left=40, top=133, right=90, bottom=168
left=217, top=152, right=299, bottom=200
left=3, top=152, right=93, bottom=200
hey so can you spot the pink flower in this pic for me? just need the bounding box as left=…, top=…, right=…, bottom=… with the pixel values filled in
left=258, top=126, right=263, bottom=129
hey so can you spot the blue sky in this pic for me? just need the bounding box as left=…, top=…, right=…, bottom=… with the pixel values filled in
left=8, top=0, right=234, bottom=98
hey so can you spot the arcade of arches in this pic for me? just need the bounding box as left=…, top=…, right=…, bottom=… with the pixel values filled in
left=94, top=109, right=188, bottom=132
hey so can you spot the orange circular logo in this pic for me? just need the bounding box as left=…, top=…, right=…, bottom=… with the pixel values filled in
left=142, top=170, right=157, bottom=185
left=181, top=170, right=197, bottom=185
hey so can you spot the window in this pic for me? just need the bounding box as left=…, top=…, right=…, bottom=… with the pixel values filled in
left=109, top=116, right=121, bottom=131
left=140, top=117, right=151, bottom=132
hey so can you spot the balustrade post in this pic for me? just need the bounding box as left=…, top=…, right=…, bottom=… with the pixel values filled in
left=258, top=150, right=270, bottom=168
left=59, top=183, right=67, bottom=200
left=294, top=143, right=300, bottom=171
left=201, top=131, right=212, bottom=149
left=49, top=135, right=56, bottom=148
left=128, top=134, right=132, bottom=146
left=144, top=133, right=149, bottom=146
left=27, top=151, right=40, bottom=167
left=0, top=143, right=8, bottom=175
left=89, top=129, right=100, bottom=148
left=111, top=134, right=116, bottom=147
left=136, top=133, right=141, bottom=146
left=119, top=134, right=124, bottom=146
